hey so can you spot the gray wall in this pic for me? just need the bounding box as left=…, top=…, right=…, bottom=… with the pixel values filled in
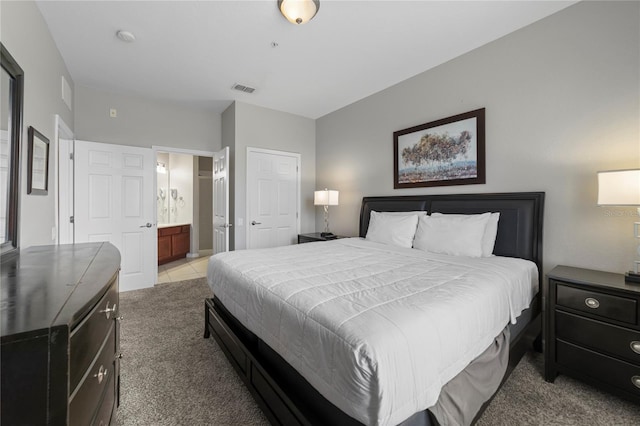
left=231, top=101, right=316, bottom=250
left=316, top=1, right=640, bottom=275
left=75, top=85, right=221, bottom=152
left=1, top=0, right=75, bottom=249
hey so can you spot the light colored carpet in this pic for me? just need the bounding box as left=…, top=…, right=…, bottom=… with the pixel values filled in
left=113, top=278, right=267, bottom=426
left=114, top=278, right=640, bottom=426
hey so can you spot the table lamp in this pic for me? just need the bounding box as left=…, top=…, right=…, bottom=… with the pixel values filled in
left=597, top=169, right=640, bottom=283
left=314, top=189, right=339, bottom=237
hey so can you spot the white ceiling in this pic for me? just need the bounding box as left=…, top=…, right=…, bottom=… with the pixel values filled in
left=36, top=1, right=576, bottom=119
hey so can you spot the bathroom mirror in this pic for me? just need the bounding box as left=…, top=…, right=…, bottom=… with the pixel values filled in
left=1, top=44, right=24, bottom=258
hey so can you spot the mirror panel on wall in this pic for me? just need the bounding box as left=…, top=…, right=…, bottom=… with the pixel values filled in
left=156, top=152, right=194, bottom=226
left=1, top=44, right=24, bottom=258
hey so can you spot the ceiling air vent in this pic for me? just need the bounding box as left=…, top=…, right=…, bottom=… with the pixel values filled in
left=232, top=83, right=256, bottom=94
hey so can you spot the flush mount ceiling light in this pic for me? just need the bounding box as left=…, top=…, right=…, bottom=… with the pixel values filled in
left=116, top=30, right=136, bottom=43
left=278, top=0, right=319, bottom=25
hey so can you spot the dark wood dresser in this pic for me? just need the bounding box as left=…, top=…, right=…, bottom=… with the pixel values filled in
left=545, top=265, right=640, bottom=403
left=1, top=242, right=122, bottom=425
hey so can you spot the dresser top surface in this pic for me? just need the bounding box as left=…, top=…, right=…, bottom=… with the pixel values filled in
left=1, top=242, right=121, bottom=339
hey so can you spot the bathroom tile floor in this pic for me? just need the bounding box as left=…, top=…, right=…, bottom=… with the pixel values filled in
left=157, top=249, right=212, bottom=283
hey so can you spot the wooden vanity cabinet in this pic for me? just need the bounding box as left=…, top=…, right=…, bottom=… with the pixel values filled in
left=158, top=224, right=191, bottom=265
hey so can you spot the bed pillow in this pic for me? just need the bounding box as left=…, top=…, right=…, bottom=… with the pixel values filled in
left=365, top=211, right=420, bottom=248
left=377, top=211, right=427, bottom=216
left=413, top=213, right=491, bottom=257
left=431, top=212, right=500, bottom=257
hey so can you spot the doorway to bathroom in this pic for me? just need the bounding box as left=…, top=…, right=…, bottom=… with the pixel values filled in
left=154, top=146, right=215, bottom=283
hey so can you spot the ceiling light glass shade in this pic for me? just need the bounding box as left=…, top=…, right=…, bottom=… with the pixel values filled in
left=314, top=189, right=339, bottom=206
left=278, top=0, right=319, bottom=25
left=116, top=30, right=136, bottom=43
left=597, top=169, right=640, bottom=205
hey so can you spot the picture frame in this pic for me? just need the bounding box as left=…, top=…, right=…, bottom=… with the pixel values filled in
left=393, top=108, right=485, bottom=189
left=27, top=126, right=49, bottom=195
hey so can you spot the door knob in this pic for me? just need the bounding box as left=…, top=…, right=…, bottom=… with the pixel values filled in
left=251, top=221, right=262, bottom=226
left=223, top=223, right=233, bottom=228
left=139, top=223, right=153, bottom=228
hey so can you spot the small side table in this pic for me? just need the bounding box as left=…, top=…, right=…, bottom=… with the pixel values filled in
left=544, top=265, right=640, bottom=403
left=297, top=232, right=345, bottom=244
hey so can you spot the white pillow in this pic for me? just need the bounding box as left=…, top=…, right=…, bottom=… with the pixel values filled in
left=413, top=213, right=492, bottom=257
left=431, top=212, right=500, bottom=257
left=365, top=211, right=420, bottom=248
left=377, top=211, right=428, bottom=216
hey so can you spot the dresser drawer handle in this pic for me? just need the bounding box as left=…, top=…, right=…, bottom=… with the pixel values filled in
left=584, top=298, right=600, bottom=309
left=94, top=365, right=108, bottom=384
left=99, top=302, right=117, bottom=319
left=632, top=376, right=640, bottom=389
left=631, top=341, right=640, bottom=355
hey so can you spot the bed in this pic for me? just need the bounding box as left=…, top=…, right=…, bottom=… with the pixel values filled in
left=204, top=192, right=544, bottom=426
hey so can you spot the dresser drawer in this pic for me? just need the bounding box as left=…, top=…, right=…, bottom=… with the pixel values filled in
left=92, top=371, right=116, bottom=426
left=557, top=340, right=640, bottom=398
left=70, top=277, right=119, bottom=392
left=556, top=283, right=637, bottom=325
left=556, top=311, right=640, bottom=365
left=69, top=325, right=116, bottom=426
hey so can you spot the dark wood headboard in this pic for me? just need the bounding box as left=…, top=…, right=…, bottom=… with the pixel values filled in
left=359, top=192, right=545, bottom=275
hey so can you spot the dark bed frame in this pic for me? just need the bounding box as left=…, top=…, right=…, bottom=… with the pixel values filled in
left=204, top=192, right=545, bottom=426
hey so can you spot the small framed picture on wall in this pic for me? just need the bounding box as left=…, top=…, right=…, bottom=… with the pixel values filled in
left=27, top=126, right=49, bottom=195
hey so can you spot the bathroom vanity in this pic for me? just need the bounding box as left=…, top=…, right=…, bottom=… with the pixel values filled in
left=158, top=224, right=190, bottom=265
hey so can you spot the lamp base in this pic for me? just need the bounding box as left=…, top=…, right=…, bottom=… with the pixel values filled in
left=624, top=271, right=640, bottom=284
left=320, top=232, right=336, bottom=239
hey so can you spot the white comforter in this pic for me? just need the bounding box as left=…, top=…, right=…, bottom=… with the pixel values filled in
left=207, top=238, right=538, bottom=426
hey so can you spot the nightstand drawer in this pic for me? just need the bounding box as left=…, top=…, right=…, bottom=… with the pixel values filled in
left=556, top=283, right=637, bottom=325
left=557, top=340, right=640, bottom=397
left=556, top=311, right=640, bottom=365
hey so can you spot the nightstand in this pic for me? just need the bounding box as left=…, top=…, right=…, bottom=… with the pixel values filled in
left=297, top=232, right=344, bottom=244
left=544, top=265, right=640, bottom=403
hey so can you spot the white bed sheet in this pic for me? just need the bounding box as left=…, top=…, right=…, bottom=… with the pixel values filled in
left=207, top=238, right=538, bottom=426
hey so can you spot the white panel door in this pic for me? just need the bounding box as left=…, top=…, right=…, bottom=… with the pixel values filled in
left=75, top=140, right=155, bottom=291
left=213, top=146, right=230, bottom=254
left=247, top=149, right=299, bottom=249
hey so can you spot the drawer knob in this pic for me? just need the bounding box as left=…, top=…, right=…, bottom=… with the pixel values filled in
left=584, top=297, right=600, bottom=309
left=116, top=316, right=124, bottom=322
left=631, top=341, right=640, bottom=355
left=99, top=302, right=117, bottom=319
left=94, top=365, right=108, bottom=384
left=632, top=376, right=640, bottom=389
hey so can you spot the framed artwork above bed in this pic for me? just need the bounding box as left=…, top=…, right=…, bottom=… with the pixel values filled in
left=393, top=108, right=485, bottom=189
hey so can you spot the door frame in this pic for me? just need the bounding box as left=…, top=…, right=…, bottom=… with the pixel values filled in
left=152, top=146, right=215, bottom=280
left=55, top=115, right=74, bottom=244
left=245, top=147, right=301, bottom=250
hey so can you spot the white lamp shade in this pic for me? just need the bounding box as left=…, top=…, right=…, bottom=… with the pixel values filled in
left=278, top=0, right=319, bottom=25
left=314, top=189, right=339, bottom=206
left=597, top=169, right=640, bottom=205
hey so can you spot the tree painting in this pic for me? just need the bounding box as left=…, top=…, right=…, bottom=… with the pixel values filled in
left=397, top=117, right=479, bottom=185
